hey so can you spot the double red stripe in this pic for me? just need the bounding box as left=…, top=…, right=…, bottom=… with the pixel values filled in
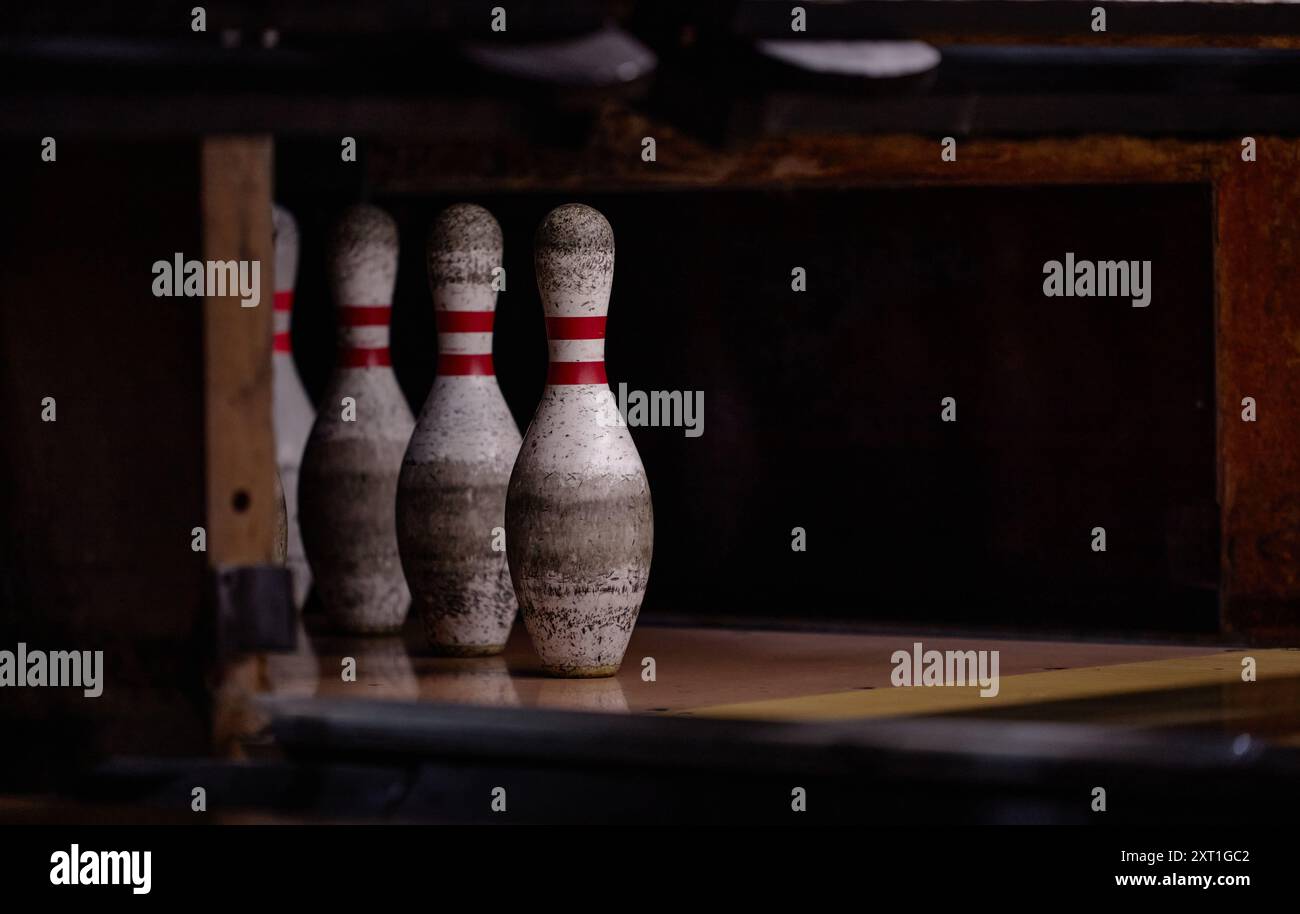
left=546, top=316, right=607, bottom=385
left=337, top=304, right=391, bottom=367
left=274, top=291, right=294, bottom=352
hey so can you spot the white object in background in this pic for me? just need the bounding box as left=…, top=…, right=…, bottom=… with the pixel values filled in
left=757, top=40, right=941, bottom=78
left=271, top=204, right=315, bottom=610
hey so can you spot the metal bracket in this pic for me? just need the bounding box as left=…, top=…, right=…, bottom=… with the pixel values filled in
left=209, top=565, right=296, bottom=656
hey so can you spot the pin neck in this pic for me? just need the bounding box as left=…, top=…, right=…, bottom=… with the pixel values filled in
left=336, top=304, right=392, bottom=368
left=545, top=315, right=607, bottom=386
left=435, top=307, right=495, bottom=377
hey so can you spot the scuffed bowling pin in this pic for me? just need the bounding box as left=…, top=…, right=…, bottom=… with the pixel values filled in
left=506, top=204, right=653, bottom=677
left=397, top=204, right=522, bottom=655
left=272, top=204, right=315, bottom=608
left=299, top=204, right=414, bottom=633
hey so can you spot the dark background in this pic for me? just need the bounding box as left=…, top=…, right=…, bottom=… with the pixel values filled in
left=280, top=183, right=1218, bottom=635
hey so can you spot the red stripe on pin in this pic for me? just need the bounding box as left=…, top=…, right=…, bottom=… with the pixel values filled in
left=438, top=353, right=495, bottom=376
left=273, top=332, right=291, bottom=353
left=546, top=316, right=607, bottom=340
left=548, top=361, right=607, bottom=385
left=339, top=347, right=391, bottom=367
left=437, top=310, right=496, bottom=333
left=273, top=291, right=294, bottom=313
left=339, top=305, right=392, bottom=326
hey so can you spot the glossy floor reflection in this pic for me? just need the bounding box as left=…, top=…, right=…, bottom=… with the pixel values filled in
left=252, top=617, right=1299, bottom=728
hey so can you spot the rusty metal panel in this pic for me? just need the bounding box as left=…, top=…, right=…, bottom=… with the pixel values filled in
left=1215, top=144, right=1300, bottom=642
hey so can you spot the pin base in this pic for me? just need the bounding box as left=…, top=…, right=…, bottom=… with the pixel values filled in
left=542, top=664, right=620, bottom=679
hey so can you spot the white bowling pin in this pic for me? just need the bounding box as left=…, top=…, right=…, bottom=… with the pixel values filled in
left=298, top=204, right=414, bottom=634
left=506, top=204, right=653, bottom=677
left=397, top=204, right=522, bottom=655
left=272, top=204, right=315, bottom=609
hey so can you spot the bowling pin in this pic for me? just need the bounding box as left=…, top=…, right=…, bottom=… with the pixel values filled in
left=298, top=204, right=414, bottom=634
left=271, top=204, right=315, bottom=608
left=506, top=204, right=653, bottom=677
left=397, top=204, right=522, bottom=655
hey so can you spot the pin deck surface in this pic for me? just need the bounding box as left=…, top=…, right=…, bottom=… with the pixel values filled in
left=265, top=623, right=1300, bottom=743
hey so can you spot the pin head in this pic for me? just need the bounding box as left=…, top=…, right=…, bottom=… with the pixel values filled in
left=534, top=204, right=614, bottom=317
left=272, top=204, right=299, bottom=295
left=428, top=203, right=502, bottom=289
left=330, top=204, right=398, bottom=307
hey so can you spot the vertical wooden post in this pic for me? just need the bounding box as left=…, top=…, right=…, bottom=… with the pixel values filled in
left=1215, top=139, right=1300, bottom=643
left=201, top=136, right=276, bottom=568
left=201, top=136, right=278, bottom=754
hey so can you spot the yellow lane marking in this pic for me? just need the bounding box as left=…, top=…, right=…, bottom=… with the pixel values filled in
left=677, top=650, right=1300, bottom=722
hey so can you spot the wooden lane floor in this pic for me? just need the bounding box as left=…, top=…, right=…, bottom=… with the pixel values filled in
left=253, top=621, right=1300, bottom=743
left=682, top=647, right=1300, bottom=734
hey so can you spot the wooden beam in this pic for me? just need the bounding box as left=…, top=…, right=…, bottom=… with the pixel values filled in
left=372, top=126, right=1225, bottom=192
